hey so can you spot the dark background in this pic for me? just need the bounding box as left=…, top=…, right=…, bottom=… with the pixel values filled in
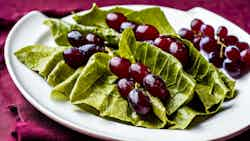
left=0, top=0, right=249, bottom=141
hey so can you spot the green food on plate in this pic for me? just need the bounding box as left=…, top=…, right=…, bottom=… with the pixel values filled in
left=14, top=4, right=237, bottom=129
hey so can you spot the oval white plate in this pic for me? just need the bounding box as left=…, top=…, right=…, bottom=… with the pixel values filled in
left=4, top=5, right=250, bottom=141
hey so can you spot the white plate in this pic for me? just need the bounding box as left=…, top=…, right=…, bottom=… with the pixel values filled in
left=4, top=5, right=250, bottom=141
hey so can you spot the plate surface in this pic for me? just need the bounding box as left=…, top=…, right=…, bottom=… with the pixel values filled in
left=4, top=5, right=250, bottom=141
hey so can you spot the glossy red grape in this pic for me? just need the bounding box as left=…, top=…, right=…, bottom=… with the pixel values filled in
left=199, top=36, right=217, bottom=54
left=79, top=44, right=104, bottom=55
left=168, top=41, right=189, bottom=66
left=224, top=46, right=240, bottom=61
left=129, top=63, right=150, bottom=83
left=117, top=78, right=135, bottom=98
left=236, top=42, right=249, bottom=51
left=120, top=21, right=137, bottom=32
left=153, top=36, right=174, bottom=52
left=193, top=36, right=201, bottom=50
left=224, top=35, right=238, bottom=46
left=128, top=89, right=151, bottom=116
left=178, top=28, right=194, bottom=41
left=85, top=33, right=104, bottom=46
left=208, top=52, right=224, bottom=68
left=223, top=59, right=242, bottom=79
left=200, top=24, right=215, bottom=37
left=216, top=26, right=228, bottom=38
left=106, top=12, right=127, bottom=31
left=64, top=44, right=104, bottom=68
left=63, top=47, right=85, bottom=68
left=109, top=57, right=131, bottom=78
left=67, top=30, right=85, bottom=47
left=143, top=74, right=169, bottom=101
left=79, top=44, right=104, bottom=66
left=191, top=18, right=203, bottom=32
left=135, top=24, right=159, bottom=41
left=241, top=48, right=250, bottom=66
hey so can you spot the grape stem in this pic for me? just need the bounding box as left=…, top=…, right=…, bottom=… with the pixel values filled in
left=135, top=82, right=140, bottom=89
left=217, top=38, right=226, bottom=58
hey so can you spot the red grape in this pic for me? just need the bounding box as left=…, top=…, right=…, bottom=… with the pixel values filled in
left=109, top=57, right=131, bottom=78
left=200, top=24, right=215, bottom=37
left=135, top=24, right=159, bottom=41
left=143, top=74, right=169, bottom=101
left=117, top=78, right=135, bottom=98
left=224, top=46, right=240, bottom=61
left=193, top=36, right=202, bottom=50
left=236, top=42, right=249, bottom=51
left=224, top=35, right=238, bottom=46
left=128, top=89, right=151, bottom=116
left=79, top=44, right=104, bottom=56
left=178, top=28, right=194, bottom=41
left=199, top=36, right=217, bottom=54
left=63, top=47, right=85, bottom=68
left=191, top=18, right=203, bottom=32
left=208, top=52, right=224, bottom=68
left=216, top=26, right=228, bottom=38
left=67, top=30, right=85, bottom=47
left=223, top=59, right=242, bottom=79
left=168, top=41, right=189, bottom=66
left=106, top=12, right=127, bottom=31
left=241, top=48, right=250, bottom=66
left=85, top=33, right=104, bottom=46
left=153, top=36, right=174, bottom=52
left=129, top=63, right=150, bottom=83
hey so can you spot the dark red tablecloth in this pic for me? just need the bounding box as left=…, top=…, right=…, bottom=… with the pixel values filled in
left=0, top=0, right=249, bottom=141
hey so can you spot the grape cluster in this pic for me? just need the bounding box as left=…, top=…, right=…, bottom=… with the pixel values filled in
left=106, top=12, right=189, bottom=67
left=109, top=57, right=170, bottom=116
left=178, top=19, right=250, bottom=78
left=63, top=30, right=105, bottom=68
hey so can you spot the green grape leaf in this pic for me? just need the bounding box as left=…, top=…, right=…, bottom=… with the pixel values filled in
left=47, top=60, right=75, bottom=87
left=14, top=45, right=68, bottom=78
left=51, top=67, right=83, bottom=101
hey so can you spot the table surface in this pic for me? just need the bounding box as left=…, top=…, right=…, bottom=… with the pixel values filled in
left=0, top=0, right=249, bottom=141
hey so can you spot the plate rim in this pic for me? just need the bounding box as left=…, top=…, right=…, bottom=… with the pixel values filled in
left=4, top=4, right=250, bottom=141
